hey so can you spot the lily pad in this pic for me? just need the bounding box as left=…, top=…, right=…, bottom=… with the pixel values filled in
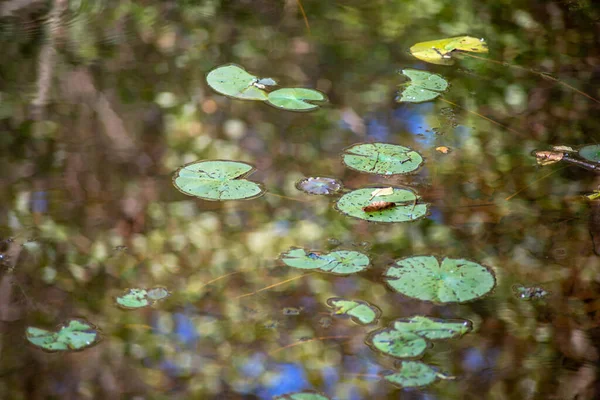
left=26, top=318, right=101, bottom=352
left=382, top=361, right=451, bottom=388
left=578, top=144, right=600, bottom=163
left=341, top=142, right=423, bottom=175
left=397, top=69, right=449, bottom=103
left=384, top=256, right=496, bottom=303
left=206, top=64, right=268, bottom=101
left=366, top=316, right=471, bottom=359
left=115, top=287, right=170, bottom=310
left=274, top=392, right=331, bottom=400
left=326, top=298, right=381, bottom=325
left=266, top=88, right=327, bottom=111
left=336, top=187, right=428, bottom=223
left=295, top=177, right=343, bottom=195
left=409, top=36, right=488, bottom=65
left=279, top=247, right=369, bottom=275
left=172, top=160, right=265, bottom=201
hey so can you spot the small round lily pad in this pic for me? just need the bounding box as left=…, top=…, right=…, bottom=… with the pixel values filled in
left=206, top=64, right=268, bottom=101
left=26, top=318, right=101, bottom=352
left=274, top=392, right=331, bottom=400
left=172, top=160, right=265, bottom=201
left=336, top=187, right=428, bottom=223
left=326, top=298, right=381, bottom=325
left=382, top=361, right=451, bottom=388
left=295, top=177, right=343, bottom=195
left=115, top=287, right=171, bottom=310
left=579, top=145, right=600, bottom=163
left=341, top=142, right=424, bottom=175
left=279, top=247, right=369, bottom=275
left=397, top=70, right=449, bottom=103
left=384, top=256, right=496, bottom=303
left=266, top=88, right=327, bottom=111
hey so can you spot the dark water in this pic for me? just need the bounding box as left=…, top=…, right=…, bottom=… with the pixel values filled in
left=1, top=1, right=600, bottom=399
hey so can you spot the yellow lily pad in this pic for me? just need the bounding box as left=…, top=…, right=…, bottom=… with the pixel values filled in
left=409, top=36, right=488, bottom=65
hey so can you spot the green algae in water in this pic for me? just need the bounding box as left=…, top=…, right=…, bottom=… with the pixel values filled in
left=274, top=392, right=331, bottom=400
left=382, top=361, right=454, bottom=388
left=279, top=247, right=369, bottom=275
left=172, top=160, right=265, bottom=201
left=115, top=287, right=170, bottom=310
left=384, top=255, right=496, bottom=303
left=206, top=64, right=269, bottom=101
left=366, top=316, right=472, bottom=359
left=341, top=142, right=424, bottom=175
left=326, top=297, right=381, bottom=325
left=397, top=69, right=449, bottom=103
left=26, top=318, right=101, bottom=352
left=266, top=88, right=327, bottom=111
left=336, top=187, right=428, bottom=223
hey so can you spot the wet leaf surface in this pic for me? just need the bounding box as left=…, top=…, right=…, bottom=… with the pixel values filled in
left=409, top=36, right=488, bottom=65
left=280, top=247, right=370, bottom=275
left=341, top=142, right=423, bottom=175
left=336, top=187, right=428, bottom=223
left=326, top=297, right=381, bottom=325
left=26, top=319, right=101, bottom=352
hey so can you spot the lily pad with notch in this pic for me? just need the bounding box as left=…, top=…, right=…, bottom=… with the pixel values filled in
left=279, top=247, right=370, bottom=275
left=336, top=187, right=428, bottom=223
left=366, top=316, right=471, bottom=359
left=326, top=297, right=381, bottom=325
left=26, top=318, right=101, bottom=352
left=409, top=36, right=488, bottom=66
left=295, top=177, right=343, bottom=195
left=172, top=160, right=265, bottom=201
left=341, top=142, right=424, bottom=175
left=397, top=69, right=449, bottom=103
left=266, top=88, right=327, bottom=112
left=381, top=361, right=453, bottom=388
left=384, top=256, right=496, bottom=303
left=206, top=64, right=269, bottom=101
left=115, top=287, right=170, bottom=310
left=274, top=391, right=331, bottom=400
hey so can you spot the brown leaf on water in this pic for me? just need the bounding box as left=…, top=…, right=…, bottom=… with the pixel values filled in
left=362, top=201, right=396, bottom=212
left=535, top=150, right=564, bottom=166
left=436, top=146, right=451, bottom=154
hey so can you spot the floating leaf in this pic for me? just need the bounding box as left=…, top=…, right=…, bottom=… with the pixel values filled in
left=206, top=64, right=268, bottom=100
left=172, top=160, right=265, bottom=201
left=409, top=36, right=488, bottom=66
left=366, top=316, right=471, bottom=359
left=397, top=69, right=449, bottom=103
left=436, top=146, right=451, bottom=154
left=512, top=284, right=550, bottom=300
left=370, top=187, right=394, bottom=199
left=26, top=318, right=101, bottom=352
left=342, top=143, right=423, bottom=175
left=326, top=298, right=381, bottom=325
left=274, top=391, right=331, bottom=400
left=266, top=88, right=327, bottom=111
left=295, top=177, right=343, bottom=195
left=115, top=287, right=170, bottom=310
left=384, top=256, right=496, bottom=303
left=534, top=150, right=564, bottom=166
left=336, top=187, right=428, bottom=223
left=382, top=361, right=451, bottom=388
left=579, top=144, right=600, bottom=163
left=279, top=247, right=369, bottom=275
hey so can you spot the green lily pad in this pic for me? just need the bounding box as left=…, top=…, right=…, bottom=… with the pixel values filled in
left=397, top=69, right=449, bottom=103
left=409, top=36, right=488, bottom=65
left=279, top=247, right=369, bottom=275
left=266, top=88, right=327, bottom=111
left=274, top=392, right=331, bottom=400
left=326, top=298, right=381, bottom=325
left=172, top=160, right=265, bottom=201
left=206, top=64, right=268, bottom=100
left=366, top=316, right=471, bottom=359
left=336, top=187, right=428, bottom=223
left=578, top=144, right=600, bottom=163
left=384, top=256, right=496, bottom=303
left=382, top=361, right=451, bottom=388
left=115, top=287, right=170, bottom=310
left=26, top=318, right=101, bottom=352
left=341, top=142, right=424, bottom=175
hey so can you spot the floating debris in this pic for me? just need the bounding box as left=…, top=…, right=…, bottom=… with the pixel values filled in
left=295, top=177, right=343, bottom=195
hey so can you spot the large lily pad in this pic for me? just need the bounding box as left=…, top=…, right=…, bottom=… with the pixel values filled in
left=26, top=318, right=101, bottom=352
left=172, top=160, right=265, bottom=201
left=578, top=144, right=600, bottom=163
left=397, top=69, right=448, bottom=103
left=279, top=247, right=369, bottom=275
left=266, top=88, right=327, bottom=111
left=382, top=361, right=451, bottom=388
left=115, top=287, right=170, bottom=310
left=274, top=392, right=331, bottom=400
left=341, top=142, right=423, bottom=175
left=384, top=256, right=496, bottom=303
left=366, top=316, right=471, bottom=359
left=295, top=177, right=342, bottom=195
left=326, top=298, right=381, bottom=325
left=336, top=187, right=428, bottom=223
left=409, top=36, right=488, bottom=65
left=206, top=64, right=268, bottom=100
